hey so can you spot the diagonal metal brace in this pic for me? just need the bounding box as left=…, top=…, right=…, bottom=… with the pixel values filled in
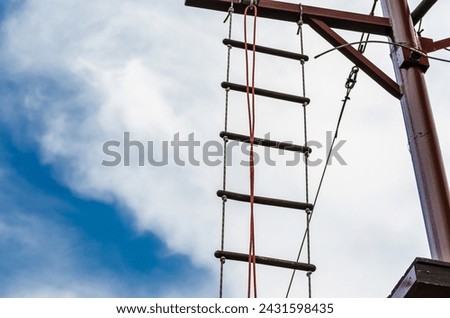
left=411, top=0, right=438, bottom=25
left=421, top=36, right=450, bottom=53
left=308, top=18, right=402, bottom=99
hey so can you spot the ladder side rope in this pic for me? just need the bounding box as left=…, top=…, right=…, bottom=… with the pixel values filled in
left=286, top=3, right=313, bottom=298
left=298, top=3, right=313, bottom=299
left=286, top=0, right=378, bottom=299
left=244, top=2, right=258, bottom=298
left=219, top=0, right=234, bottom=298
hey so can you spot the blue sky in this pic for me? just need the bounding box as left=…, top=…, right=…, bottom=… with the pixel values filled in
left=0, top=0, right=449, bottom=297
left=0, top=132, right=206, bottom=296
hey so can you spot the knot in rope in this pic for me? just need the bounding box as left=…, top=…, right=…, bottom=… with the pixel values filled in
left=223, top=1, right=234, bottom=23
left=297, top=3, right=304, bottom=35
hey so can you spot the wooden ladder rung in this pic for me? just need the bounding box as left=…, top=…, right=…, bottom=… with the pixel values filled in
left=215, top=250, right=316, bottom=272
left=221, top=81, right=310, bottom=105
left=223, top=38, right=309, bottom=62
left=220, top=131, right=311, bottom=154
left=217, top=190, right=313, bottom=211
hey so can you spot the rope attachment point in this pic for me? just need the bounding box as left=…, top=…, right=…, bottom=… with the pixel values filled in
left=297, top=3, right=304, bottom=35
left=240, top=0, right=259, bottom=5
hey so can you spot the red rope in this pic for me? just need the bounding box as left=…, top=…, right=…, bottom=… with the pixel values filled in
left=244, top=4, right=258, bottom=298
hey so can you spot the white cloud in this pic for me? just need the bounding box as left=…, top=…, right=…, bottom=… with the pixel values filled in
left=1, top=0, right=449, bottom=297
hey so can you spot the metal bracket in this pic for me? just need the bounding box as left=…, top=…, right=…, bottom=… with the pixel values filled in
left=396, top=46, right=430, bottom=72
left=396, top=35, right=450, bottom=73
left=240, top=0, right=258, bottom=5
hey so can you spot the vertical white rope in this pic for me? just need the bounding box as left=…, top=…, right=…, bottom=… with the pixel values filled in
left=286, top=3, right=313, bottom=299
left=298, top=3, right=313, bottom=299
left=219, top=0, right=234, bottom=298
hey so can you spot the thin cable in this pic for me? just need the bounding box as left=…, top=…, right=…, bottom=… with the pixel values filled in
left=286, top=0, right=378, bottom=298
left=244, top=3, right=258, bottom=298
left=315, top=40, right=450, bottom=64
left=314, top=66, right=358, bottom=205
left=298, top=4, right=309, bottom=205
left=298, top=3, right=313, bottom=299
left=417, top=19, right=424, bottom=36
left=357, top=0, right=377, bottom=54
left=286, top=3, right=315, bottom=299
left=219, top=0, right=234, bottom=299
left=286, top=66, right=359, bottom=298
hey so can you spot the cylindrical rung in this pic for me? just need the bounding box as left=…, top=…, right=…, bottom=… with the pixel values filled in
left=220, top=131, right=311, bottom=154
left=217, top=190, right=313, bottom=211
left=221, top=81, right=310, bottom=105
left=215, top=250, right=316, bottom=272
left=223, top=38, right=309, bottom=62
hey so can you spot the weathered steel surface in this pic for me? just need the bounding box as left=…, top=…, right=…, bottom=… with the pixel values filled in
left=382, top=0, right=450, bottom=262
left=390, top=258, right=450, bottom=298
left=185, top=0, right=392, bottom=35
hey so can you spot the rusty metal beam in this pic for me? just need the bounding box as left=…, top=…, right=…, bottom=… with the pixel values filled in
left=308, top=18, right=402, bottom=99
left=433, top=37, right=450, bottom=51
left=411, top=0, right=438, bottom=25
left=382, top=0, right=450, bottom=262
left=420, top=37, right=450, bottom=54
left=185, top=0, right=392, bottom=36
